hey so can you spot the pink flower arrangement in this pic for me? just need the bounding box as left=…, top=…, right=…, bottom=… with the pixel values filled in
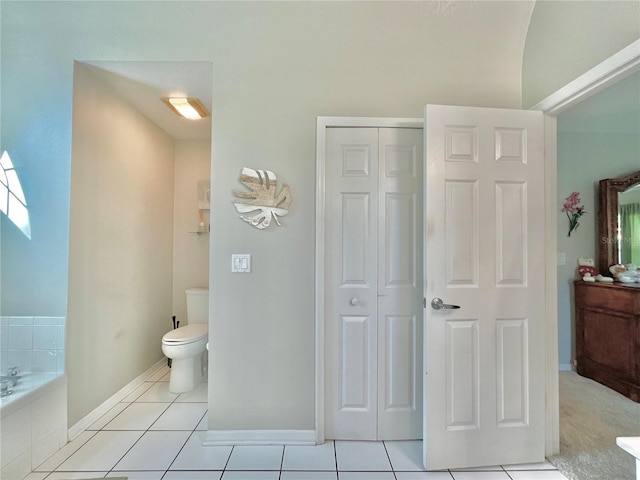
left=562, top=192, right=586, bottom=237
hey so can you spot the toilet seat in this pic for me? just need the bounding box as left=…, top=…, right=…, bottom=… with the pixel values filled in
left=162, top=324, right=208, bottom=345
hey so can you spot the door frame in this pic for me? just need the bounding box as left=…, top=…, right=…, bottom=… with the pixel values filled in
left=315, top=117, right=423, bottom=443
left=532, top=39, right=640, bottom=456
left=315, top=38, right=640, bottom=452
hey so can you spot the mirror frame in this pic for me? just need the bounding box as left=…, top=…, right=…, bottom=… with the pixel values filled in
left=598, top=169, right=640, bottom=273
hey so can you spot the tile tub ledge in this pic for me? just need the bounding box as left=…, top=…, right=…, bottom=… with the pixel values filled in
left=0, top=373, right=66, bottom=417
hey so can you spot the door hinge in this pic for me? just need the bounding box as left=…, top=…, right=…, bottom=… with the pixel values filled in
left=423, top=297, right=426, bottom=308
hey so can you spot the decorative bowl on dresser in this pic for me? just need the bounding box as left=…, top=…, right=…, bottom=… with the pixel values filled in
left=574, top=280, right=640, bottom=402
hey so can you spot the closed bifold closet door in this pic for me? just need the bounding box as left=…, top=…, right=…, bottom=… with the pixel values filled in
left=324, top=127, right=423, bottom=441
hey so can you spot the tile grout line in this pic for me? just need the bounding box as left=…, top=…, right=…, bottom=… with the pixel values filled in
left=149, top=377, right=207, bottom=477
left=162, top=410, right=205, bottom=476
left=278, top=444, right=285, bottom=480
left=381, top=440, right=398, bottom=480
left=221, top=444, right=235, bottom=478
left=104, top=376, right=175, bottom=478
left=34, top=429, right=99, bottom=476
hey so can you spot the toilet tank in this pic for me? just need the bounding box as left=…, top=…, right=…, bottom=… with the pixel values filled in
left=186, top=288, right=209, bottom=325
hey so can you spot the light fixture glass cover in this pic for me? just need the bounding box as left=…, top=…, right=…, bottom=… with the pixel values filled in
left=162, top=97, right=209, bottom=120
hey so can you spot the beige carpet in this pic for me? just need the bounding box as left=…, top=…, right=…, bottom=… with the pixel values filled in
left=550, top=371, right=640, bottom=480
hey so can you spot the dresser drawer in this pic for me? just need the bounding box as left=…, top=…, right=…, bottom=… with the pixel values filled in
left=575, top=282, right=640, bottom=315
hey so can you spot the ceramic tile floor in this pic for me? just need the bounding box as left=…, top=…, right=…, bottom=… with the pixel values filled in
left=25, top=365, right=569, bottom=480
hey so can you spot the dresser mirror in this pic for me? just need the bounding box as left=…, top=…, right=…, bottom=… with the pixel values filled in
left=598, top=170, right=640, bottom=273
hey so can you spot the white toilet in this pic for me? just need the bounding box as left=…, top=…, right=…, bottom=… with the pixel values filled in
left=162, top=288, right=209, bottom=393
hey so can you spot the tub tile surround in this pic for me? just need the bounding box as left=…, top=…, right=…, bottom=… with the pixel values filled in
left=17, top=364, right=568, bottom=480
left=1, top=375, right=67, bottom=480
left=1, top=316, right=67, bottom=480
left=1, top=316, right=66, bottom=376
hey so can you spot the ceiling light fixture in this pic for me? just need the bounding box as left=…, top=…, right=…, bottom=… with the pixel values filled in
left=161, top=97, right=209, bottom=120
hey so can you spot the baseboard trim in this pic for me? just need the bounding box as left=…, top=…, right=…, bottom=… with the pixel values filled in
left=67, top=359, right=167, bottom=440
left=204, top=429, right=317, bottom=446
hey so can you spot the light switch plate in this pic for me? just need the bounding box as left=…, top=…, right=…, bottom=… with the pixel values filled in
left=557, top=252, right=566, bottom=266
left=231, top=254, right=251, bottom=273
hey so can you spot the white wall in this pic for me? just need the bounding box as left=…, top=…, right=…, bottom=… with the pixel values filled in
left=555, top=133, right=639, bottom=368
left=67, top=63, right=175, bottom=425
left=172, top=139, right=211, bottom=325
left=555, top=72, right=640, bottom=369
left=522, top=1, right=640, bottom=108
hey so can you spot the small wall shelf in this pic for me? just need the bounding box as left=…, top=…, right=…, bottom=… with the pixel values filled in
left=189, top=225, right=210, bottom=234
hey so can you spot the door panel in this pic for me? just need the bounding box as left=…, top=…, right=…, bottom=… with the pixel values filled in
left=446, top=319, right=479, bottom=430
left=326, top=128, right=378, bottom=440
left=496, top=318, right=529, bottom=426
left=495, top=182, right=527, bottom=285
left=383, top=315, right=417, bottom=411
left=424, top=105, right=545, bottom=469
left=341, top=193, right=373, bottom=285
left=382, top=193, right=415, bottom=287
left=444, top=180, right=479, bottom=286
left=339, top=315, right=374, bottom=410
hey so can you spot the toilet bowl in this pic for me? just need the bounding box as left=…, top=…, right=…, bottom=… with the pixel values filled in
left=162, top=288, right=209, bottom=393
left=162, top=324, right=208, bottom=393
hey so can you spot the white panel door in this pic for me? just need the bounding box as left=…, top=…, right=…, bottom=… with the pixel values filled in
left=377, top=128, right=423, bottom=440
left=325, top=127, right=423, bottom=440
left=423, top=105, right=545, bottom=469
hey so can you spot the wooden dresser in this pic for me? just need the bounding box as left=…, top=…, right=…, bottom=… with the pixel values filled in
left=574, top=280, right=640, bottom=402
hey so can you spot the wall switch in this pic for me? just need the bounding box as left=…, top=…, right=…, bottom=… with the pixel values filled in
left=231, top=254, right=251, bottom=273
left=557, top=252, right=566, bottom=266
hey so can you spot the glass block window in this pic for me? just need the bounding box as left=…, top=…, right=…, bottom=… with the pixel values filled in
left=0, top=151, right=31, bottom=239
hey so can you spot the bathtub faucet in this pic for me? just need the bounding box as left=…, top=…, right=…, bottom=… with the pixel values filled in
left=1, top=368, right=21, bottom=396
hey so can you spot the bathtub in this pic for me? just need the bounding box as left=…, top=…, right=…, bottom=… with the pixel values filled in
left=1, top=317, right=67, bottom=479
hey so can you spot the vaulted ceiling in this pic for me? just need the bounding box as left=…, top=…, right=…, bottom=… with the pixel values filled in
left=77, top=1, right=537, bottom=141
